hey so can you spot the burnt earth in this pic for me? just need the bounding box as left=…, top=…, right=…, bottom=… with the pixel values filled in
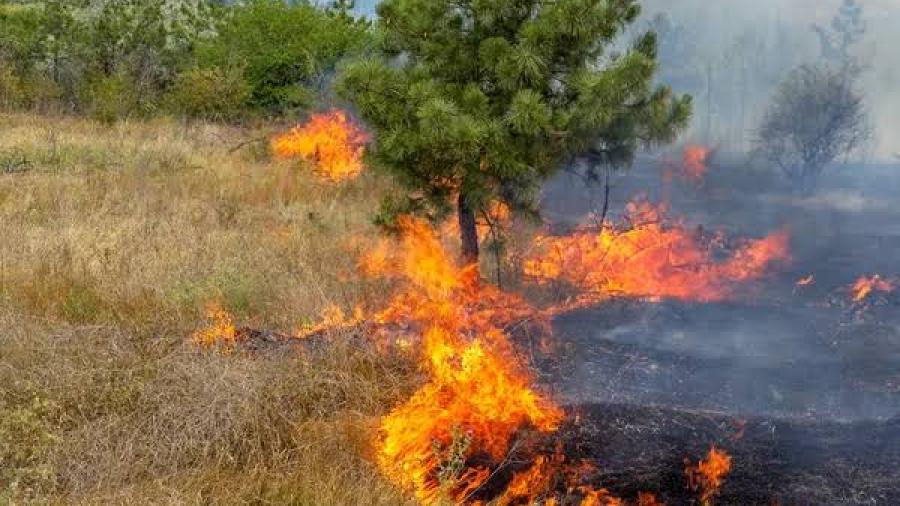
left=555, top=402, right=900, bottom=505
left=549, top=294, right=900, bottom=421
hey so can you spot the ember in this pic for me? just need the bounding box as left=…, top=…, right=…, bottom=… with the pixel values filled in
left=271, top=109, right=368, bottom=182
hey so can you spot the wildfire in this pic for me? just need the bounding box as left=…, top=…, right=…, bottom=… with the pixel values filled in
left=192, top=302, right=238, bottom=352
left=367, top=216, right=563, bottom=503
left=524, top=199, right=790, bottom=305
left=850, top=275, right=896, bottom=303
left=685, top=446, right=732, bottom=505
left=271, top=109, right=368, bottom=182
left=441, top=199, right=513, bottom=245
left=795, top=275, right=815, bottom=287
left=681, top=144, right=712, bottom=182
left=295, top=303, right=365, bottom=339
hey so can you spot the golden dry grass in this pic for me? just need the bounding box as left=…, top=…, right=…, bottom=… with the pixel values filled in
left=0, top=113, right=416, bottom=505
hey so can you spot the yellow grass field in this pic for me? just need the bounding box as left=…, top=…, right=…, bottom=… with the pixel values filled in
left=0, top=113, right=416, bottom=505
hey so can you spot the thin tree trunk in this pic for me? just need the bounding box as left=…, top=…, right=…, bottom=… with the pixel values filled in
left=457, top=192, right=479, bottom=266
left=598, top=167, right=611, bottom=227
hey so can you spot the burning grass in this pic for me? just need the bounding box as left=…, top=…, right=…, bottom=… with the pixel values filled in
left=4, top=112, right=896, bottom=505
left=272, top=109, right=369, bottom=182
left=524, top=198, right=790, bottom=305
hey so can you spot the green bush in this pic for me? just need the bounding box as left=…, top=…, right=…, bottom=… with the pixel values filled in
left=0, top=0, right=371, bottom=120
left=0, top=60, right=26, bottom=109
left=195, top=0, right=371, bottom=115
left=83, top=72, right=140, bottom=124
left=0, top=3, right=44, bottom=74
left=167, top=65, right=251, bottom=120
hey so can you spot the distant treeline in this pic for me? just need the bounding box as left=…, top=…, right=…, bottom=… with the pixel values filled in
left=0, top=0, right=370, bottom=122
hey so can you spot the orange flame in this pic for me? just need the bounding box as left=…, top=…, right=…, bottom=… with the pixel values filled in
left=192, top=302, right=238, bottom=352
left=441, top=199, right=513, bottom=245
left=271, top=109, right=368, bottom=182
left=685, top=446, right=732, bottom=504
left=577, top=487, right=624, bottom=506
left=636, top=492, right=666, bottom=506
left=681, top=145, right=712, bottom=182
left=795, top=275, right=815, bottom=287
left=497, top=453, right=562, bottom=505
left=524, top=199, right=790, bottom=305
left=367, top=217, right=563, bottom=504
left=850, top=275, right=895, bottom=303
left=295, top=303, right=365, bottom=339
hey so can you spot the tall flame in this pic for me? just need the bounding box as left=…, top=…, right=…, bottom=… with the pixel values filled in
left=524, top=199, right=790, bottom=305
left=850, top=274, right=895, bottom=302
left=271, top=109, right=368, bottom=182
left=366, top=217, right=563, bottom=503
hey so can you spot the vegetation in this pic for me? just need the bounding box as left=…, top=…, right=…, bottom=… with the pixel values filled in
left=0, top=113, right=415, bottom=504
left=0, top=0, right=369, bottom=120
left=812, top=0, right=866, bottom=71
left=338, top=0, right=691, bottom=262
left=756, top=64, right=869, bottom=194
left=0, top=0, right=694, bottom=503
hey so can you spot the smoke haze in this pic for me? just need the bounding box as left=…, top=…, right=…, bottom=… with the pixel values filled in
left=637, top=0, right=900, bottom=160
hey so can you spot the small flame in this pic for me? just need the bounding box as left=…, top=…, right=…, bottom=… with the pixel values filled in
left=795, top=275, right=815, bottom=287
left=295, top=303, right=365, bottom=339
left=577, top=487, right=624, bottom=506
left=192, top=302, right=238, bottom=352
left=681, top=144, right=712, bottom=182
left=850, top=275, right=895, bottom=302
left=497, top=453, right=562, bottom=504
left=524, top=198, right=790, bottom=305
left=685, top=446, right=732, bottom=504
left=636, top=492, right=666, bottom=506
left=271, top=109, right=368, bottom=182
left=441, top=199, right=513, bottom=245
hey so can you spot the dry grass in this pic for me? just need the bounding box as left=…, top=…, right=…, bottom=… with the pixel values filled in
left=0, top=113, right=416, bottom=504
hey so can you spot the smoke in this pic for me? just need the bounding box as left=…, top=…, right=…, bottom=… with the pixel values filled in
left=635, top=0, right=900, bottom=161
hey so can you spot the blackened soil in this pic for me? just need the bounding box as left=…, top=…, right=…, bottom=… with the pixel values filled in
left=554, top=402, right=900, bottom=505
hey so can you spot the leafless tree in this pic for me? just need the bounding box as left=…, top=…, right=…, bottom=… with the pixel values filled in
left=756, top=64, right=870, bottom=194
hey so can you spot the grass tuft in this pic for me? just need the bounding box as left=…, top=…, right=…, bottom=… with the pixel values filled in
left=0, top=114, right=415, bottom=505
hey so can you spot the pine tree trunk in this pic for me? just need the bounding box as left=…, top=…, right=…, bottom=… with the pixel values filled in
left=457, top=192, right=479, bottom=265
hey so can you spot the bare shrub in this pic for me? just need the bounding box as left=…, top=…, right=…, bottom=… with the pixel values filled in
left=756, top=64, right=870, bottom=193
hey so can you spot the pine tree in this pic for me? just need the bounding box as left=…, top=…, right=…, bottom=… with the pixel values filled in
left=338, top=0, right=691, bottom=265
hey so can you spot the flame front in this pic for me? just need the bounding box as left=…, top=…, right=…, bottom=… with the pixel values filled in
left=368, top=217, right=563, bottom=503
left=685, top=446, right=732, bottom=504
left=271, top=109, right=368, bottom=182
left=525, top=199, right=791, bottom=305
left=850, top=274, right=896, bottom=302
